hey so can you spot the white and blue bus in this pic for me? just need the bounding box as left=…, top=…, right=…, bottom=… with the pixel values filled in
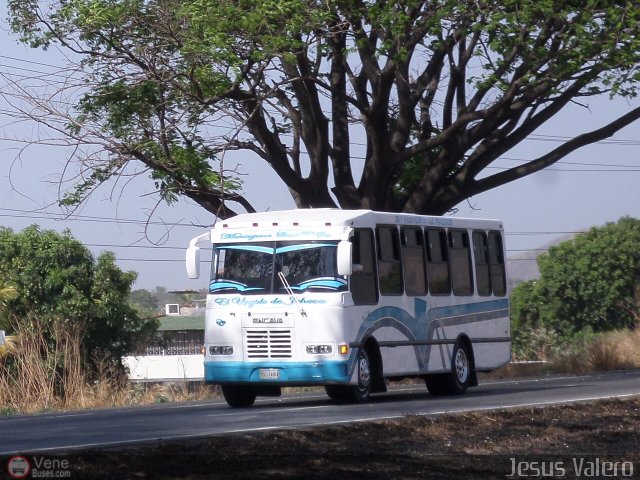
left=186, top=209, right=510, bottom=407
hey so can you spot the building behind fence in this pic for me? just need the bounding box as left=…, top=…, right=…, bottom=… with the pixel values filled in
left=123, top=303, right=205, bottom=381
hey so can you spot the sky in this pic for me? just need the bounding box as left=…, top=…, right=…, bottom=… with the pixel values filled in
left=1, top=4, right=639, bottom=292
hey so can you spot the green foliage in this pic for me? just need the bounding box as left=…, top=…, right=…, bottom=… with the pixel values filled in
left=129, top=289, right=160, bottom=318
left=0, top=226, right=158, bottom=373
left=511, top=217, right=640, bottom=355
left=8, top=1, right=640, bottom=214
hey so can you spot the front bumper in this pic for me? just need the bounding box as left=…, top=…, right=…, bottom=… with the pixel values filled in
left=204, top=360, right=350, bottom=385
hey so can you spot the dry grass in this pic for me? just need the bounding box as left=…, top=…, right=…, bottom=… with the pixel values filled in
left=0, top=318, right=85, bottom=413
left=582, top=329, right=640, bottom=371
left=498, top=327, right=640, bottom=378
left=545, top=328, right=640, bottom=375
left=0, top=318, right=219, bottom=414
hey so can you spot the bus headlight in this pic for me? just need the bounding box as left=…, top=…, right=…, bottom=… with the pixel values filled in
left=209, top=346, right=234, bottom=355
left=306, top=344, right=333, bottom=355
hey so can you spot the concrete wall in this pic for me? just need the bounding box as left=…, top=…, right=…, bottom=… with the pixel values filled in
left=123, top=354, right=204, bottom=381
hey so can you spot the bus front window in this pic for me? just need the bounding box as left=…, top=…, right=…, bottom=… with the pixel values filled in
left=276, top=242, right=347, bottom=292
left=210, top=244, right=273, bottom=294
left=208, top=241, right=347, bottom=294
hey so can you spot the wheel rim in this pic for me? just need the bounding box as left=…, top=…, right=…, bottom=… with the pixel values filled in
left=357, top=353, right=371, bottom=391
left=454, top=348, right=469, bottom=384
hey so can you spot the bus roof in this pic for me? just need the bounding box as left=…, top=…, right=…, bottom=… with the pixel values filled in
left=212, top=209, right=503, bottom=230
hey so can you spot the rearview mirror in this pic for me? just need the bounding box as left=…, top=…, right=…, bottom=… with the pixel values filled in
left=186, top=245, right=201, bottom=279
left=336, top=240, right=353, bottom=276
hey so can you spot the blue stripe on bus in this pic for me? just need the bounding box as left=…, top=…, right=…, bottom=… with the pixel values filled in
left=204, top=360, right=350, bottom=384
left=209, top=281, right=264, bottom=292
left=217, top=243, right=336, bottom=254
left=275, top=243, right=335, bottom=253
left=291, top=278, right=347, bottom=291
left=220, top=245, right=274, bottom=253
left=345, top=298, right=510, bottom=377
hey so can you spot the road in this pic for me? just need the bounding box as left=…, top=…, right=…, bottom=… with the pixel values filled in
left=2, top=370, right=640, bottom=455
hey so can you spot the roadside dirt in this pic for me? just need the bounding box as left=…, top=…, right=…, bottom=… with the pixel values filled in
left=62, top=396, right=640, bottom=479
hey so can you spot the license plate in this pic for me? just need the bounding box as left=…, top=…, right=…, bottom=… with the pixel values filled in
left=252, top=315, right=285, bottom=324
left=259, top=368, right=280, bottom=380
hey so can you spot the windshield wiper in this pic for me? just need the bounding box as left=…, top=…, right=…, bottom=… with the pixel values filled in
left=277, top=271, right=307, bottom=317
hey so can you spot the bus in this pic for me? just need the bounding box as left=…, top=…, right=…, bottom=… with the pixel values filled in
left=185, top=209, right=510, bottom=407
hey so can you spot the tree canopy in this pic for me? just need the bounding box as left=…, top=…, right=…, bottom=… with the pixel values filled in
left=8, top=0, right=640, bottom=217
left=511, top=217, right=640, bottom=340
left=0, top=225, right=158, bottom=369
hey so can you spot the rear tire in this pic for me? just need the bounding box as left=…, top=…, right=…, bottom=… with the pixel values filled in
left=221, top=385, right=257, bottom=408
left=425, top=341, right=473, bottom=396
left=449, top=341, right=472, bottom=394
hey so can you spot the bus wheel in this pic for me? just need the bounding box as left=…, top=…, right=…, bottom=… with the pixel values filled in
left=352, top=348, right=372, bottom=402
left=221, top=385, right=257, bottom=408
left=325, top=349, right=372, bottom=403
left=426, top=342, right=473, bottom=396
left=449, top=341, right=472, bottom=394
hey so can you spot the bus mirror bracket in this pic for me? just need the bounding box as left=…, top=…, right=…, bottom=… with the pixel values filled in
left=186, top=231, right=211, bottom=279
left=337, top=240, right=353, bottom=276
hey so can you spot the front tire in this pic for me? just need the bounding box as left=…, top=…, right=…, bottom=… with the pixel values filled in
left=325, top=348, right=372, bottom=403
left=221, top=385, right=257, bottom=408
left=352, top=348, right=372, bottom=402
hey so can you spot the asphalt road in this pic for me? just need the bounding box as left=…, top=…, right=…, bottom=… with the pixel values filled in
left=2, top=370, right=640, bottom=455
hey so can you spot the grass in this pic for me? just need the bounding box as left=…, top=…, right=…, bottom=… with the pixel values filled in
left=583, top=329, right=640, bottom=371
left=0, top=318, right=221, bottom=414
left=546, top=328, right=640, bottom=375
left=463, top=326, right=640, bottom=381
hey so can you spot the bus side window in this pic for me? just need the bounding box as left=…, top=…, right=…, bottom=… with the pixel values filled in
left=489, top=231, right=507, bottom=296
left=425, top=228, right=451, bottom=295
left=401, top=227, right=427, bottom=296
left=449, top=230, right=473, bottom=296
left=376, top=226, right=403, bottom=295
left=351, top=229, right=379, bottom=305
left=472, top=231, right=491, bottom=296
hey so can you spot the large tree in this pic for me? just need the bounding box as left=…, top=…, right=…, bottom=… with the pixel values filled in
left=7, top=0, right=640, bottom=217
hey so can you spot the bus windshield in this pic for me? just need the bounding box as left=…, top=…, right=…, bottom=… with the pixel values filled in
left=209, top=241, right=347, bottom=295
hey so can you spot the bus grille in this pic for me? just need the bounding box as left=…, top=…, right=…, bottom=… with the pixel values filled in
left=244, top=329, right=293, bottom=358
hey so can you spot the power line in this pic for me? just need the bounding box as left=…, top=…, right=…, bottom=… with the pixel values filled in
left=0, top=54, right=74, bottom=70
left=0, top=63, right=80, bottom=82
left=0, top=206, right=211, bottom=229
